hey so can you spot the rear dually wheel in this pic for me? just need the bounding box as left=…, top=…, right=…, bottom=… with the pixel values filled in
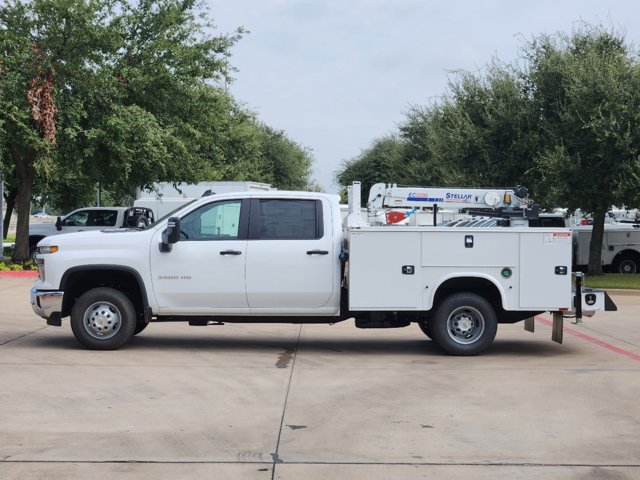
left=430, top=293, right=498, bottom=356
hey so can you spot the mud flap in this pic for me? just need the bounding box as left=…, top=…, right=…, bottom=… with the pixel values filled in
left=524, top=317, right=535, bottom=333
left=552, top=312, right=563, bottom=344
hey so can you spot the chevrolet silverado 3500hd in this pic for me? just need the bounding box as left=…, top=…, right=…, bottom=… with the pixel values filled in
left=30, top=182, right=616, bottom=355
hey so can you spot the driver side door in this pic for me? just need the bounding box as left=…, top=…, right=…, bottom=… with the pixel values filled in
left=150, top=199, right=250, bottom=313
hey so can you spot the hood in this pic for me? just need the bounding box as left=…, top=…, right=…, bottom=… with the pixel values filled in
left=37, top=228, right=154, bottom=251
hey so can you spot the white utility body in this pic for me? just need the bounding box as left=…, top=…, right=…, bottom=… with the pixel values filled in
left=573, top=223, right=640, bottom=274
left=30, top=181, right=615, bottom=355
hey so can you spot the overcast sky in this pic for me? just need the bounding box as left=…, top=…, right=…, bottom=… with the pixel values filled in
left=206, top=0, right=640, bottom=193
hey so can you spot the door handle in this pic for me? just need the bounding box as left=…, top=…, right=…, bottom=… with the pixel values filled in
left=307, top=250, right=329, bottom=255
left=220, top=250, right=242, bottom=255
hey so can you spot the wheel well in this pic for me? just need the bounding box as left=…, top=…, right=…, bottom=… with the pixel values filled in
left=433, top=277, right=502, bottom=314
left=613, top=249, right=640, bottom=262
left=431, top=277, right=539, bottom=324
left=61, top=268, right=146, bottom=319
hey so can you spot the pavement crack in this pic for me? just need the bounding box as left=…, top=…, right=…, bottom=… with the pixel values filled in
left=271, top=324, right=302, bottom=479
left=0, top=327, right=48, bottom=348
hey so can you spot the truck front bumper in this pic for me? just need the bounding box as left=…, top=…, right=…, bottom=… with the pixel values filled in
left=30, top=288, right=64, bottom=323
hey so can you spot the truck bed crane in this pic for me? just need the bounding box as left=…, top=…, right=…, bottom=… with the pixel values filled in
left=365, top=182, right=538, bottom=226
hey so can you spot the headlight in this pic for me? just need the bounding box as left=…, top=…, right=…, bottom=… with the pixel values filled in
left=38, top=245, right=59, bottom=254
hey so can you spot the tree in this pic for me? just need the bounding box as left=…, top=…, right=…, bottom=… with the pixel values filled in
left=337, top=134, right=425, bottom=203
left=401, top=64, right=537, bottom=190
left=257, top=124, right=315, bottom=190
left=0, top=0, right=114, bottom=259
left=0, top=0, right=243, bottom=260
left=527, top=27, right=640, bottom=274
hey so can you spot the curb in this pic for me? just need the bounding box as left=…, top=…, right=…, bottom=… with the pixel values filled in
left=0, top=271, right=38, bottom=278
left=605, top=288, right=640, bottom=296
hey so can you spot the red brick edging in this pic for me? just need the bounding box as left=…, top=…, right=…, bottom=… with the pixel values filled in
left=0, top=271, right=39, bottom=278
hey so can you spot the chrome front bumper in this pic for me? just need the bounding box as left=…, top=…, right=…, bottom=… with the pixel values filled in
left=30, top=288, right=64, bottom=320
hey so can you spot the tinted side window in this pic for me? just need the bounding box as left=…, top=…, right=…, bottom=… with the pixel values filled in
left=256, top=199, right=322, bottom=240
left=90, top=210, right=118, bottom=227
left=63, top=211, right=89, bottom=227
left=181, top=200, right=242, bottom=241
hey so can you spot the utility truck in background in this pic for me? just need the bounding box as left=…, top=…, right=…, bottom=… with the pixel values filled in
left=573, top=224, right=640, bottom=274
left=30, top=181, right=616, bottom=355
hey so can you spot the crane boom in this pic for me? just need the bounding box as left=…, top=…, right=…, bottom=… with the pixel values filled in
left=365, top=183, right=536, bottom=226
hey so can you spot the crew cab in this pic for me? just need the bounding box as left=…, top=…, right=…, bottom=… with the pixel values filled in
left=30, top=183, right=616, bottom=355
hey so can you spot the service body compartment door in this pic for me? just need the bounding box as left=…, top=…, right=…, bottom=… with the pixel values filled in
left=348, top=229, right=422, bottom=310
left=421, top=230, right=519, bottom=267
left=245, top=198, right=337, bottom=310
left=519, top=231, right=572, bottom=309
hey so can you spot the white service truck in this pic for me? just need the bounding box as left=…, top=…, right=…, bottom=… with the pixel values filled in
left=30, top=182, right=616, bottom=355
left=28, top=206, right=153, bottom=259
left=573, top=224, right=640, bottom=273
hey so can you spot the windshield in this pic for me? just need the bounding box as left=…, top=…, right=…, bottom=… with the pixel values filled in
left=145, top=199, right=198, bottom=229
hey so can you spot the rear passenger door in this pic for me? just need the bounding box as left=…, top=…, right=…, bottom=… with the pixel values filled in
left=245, top=198, right=335, bottom=310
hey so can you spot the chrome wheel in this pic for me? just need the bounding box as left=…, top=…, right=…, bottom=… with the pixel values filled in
left=83, top=301, right=122, bottom=340
left=71, top=287, right=136, bottom=350
left=446, top=306, right=485, bottom=345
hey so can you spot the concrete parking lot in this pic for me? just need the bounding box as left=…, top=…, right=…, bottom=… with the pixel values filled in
left=1, top=276, right=639, bottom=479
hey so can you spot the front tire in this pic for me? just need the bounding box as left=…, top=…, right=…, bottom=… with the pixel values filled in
left=70, top=287, right=137, bottom=350
left=430, top=293, right=498, bottom=355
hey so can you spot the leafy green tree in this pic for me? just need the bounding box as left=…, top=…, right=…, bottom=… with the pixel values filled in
left=257, top=124, right=314, bottom=190
left=527, top=27, right=640, bottom=274
left=0, top=0, right=118, bottom=259
left=401, top=64, right=536, bottom=190
left=337, top=134, right=416, bottom=203
left=0, top=0, right=243, bottom=260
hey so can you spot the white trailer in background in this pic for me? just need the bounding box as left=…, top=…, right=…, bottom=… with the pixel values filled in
left=134, top=181, right=273, bottom=218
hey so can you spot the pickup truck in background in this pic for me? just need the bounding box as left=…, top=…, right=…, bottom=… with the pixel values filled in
left=30, top=182, right=616, bottom=355
left=28, top=206, right=153, bottom=260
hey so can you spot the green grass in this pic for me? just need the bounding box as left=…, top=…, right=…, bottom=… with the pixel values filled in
left=4, top=234, right=16, bottom=243
left=583, top=273, right=640, bottom=290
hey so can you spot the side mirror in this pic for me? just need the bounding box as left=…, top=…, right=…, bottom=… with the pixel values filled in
left=55, top=217, right=62, bottom=231
left=160, top=217, right=181, bottom=252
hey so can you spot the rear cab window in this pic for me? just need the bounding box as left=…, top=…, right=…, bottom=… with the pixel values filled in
left=250, top=199, right=323, bottom=240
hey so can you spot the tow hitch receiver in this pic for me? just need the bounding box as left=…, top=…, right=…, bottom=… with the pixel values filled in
left=546, top=273, right=618, bottom=344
